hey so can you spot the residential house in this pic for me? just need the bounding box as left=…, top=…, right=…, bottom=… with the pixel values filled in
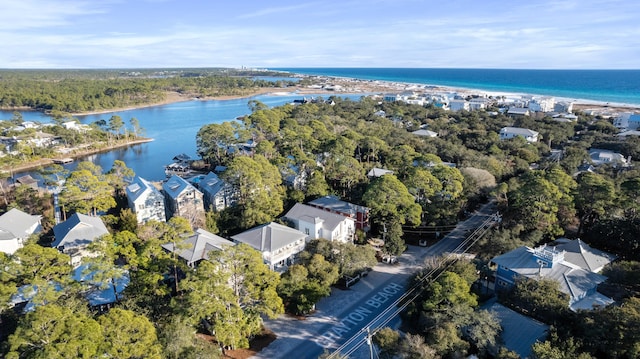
left=469, top=97, right=490, bottom=110
left=162, top=228, right=235, bottom=267
left=197, top=172, right=237, bottom=212
left=554, top=101, right=574, bottom=113
left=411, top=129, right=438, bottom=138
left=163, top=175, right=205, bottom=225
left=367, top=167, right=394, bottom=178
left=491, top=238, right=616, bottom=311
left=528, top=97, right=556, bottom=112
left=613, top=112, right=640, bottom=130
left=283, top=203, right=356, bottom=243
left=588, top=148, right=629, bottom=167
left=506, top=107, right=531, bottom=118
left=231, top=222, right=307, bottom=270
left=499, top=127, right=539, bottom=143
left=52, top=213, right=109, bottom=266
left=126, top=176, right=166, bottom=223
left=481, top=300, right=548, bottom=358
left=0, top=208, right=42, bottom=254
left=449, top=99, right=470, bottom=112
left=308, top=195, right=371, bottom=231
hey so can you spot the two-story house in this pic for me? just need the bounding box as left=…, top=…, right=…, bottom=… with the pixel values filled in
left=163, top=175, right=205, bottom=227
left=0, top=208, right=42, bottom=254
left=491, top=238, right=616, bottom=311
left=126, top=176, right=166, bottom=223
left=197, top=172, right=237, bottom=212
left=231, top=222, right=306, bottom=271
left=499, top=127, right=539, bottom=143
left=308, top=195, right=370, bottom=232
left=283, top=203, right=356, bottom=243
left=162, top=228, right=235, bottom=267
left=52, top=213, right=109, bottom=266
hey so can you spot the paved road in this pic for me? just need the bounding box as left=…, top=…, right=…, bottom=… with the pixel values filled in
left=253, top=201, right=497, bottom=359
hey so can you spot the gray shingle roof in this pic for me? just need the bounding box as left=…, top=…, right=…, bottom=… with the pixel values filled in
left=231, top=222, right=306, bottom=253
left=51, top=213, right=109, bottom=249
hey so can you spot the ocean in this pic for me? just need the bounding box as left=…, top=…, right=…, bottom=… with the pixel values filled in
left=273, top=68, right=640, bottom=106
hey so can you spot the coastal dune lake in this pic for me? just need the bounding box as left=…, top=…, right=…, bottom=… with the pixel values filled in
left=2, top=93, right=364, bottom=181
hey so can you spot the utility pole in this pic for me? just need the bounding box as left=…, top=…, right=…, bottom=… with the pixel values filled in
left=366, top=327, right=375, bottom=359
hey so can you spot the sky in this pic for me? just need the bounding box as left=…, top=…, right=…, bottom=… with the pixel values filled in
left=0, top=0, right=638, bottom=69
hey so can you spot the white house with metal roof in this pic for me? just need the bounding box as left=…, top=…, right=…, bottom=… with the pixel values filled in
left=162, top=228, right=235, bottom=267
left=231, top=222, right=306, bottom=270
left=491, top=238, right=616, bottom=311
left=588, top=148, right=629, bottom=167
left=0, top=208, right=42, bottom=254
left=52, top=213, right=109, bottom=266
left=283, top=203, right=356, bottom=243
left=308, top=195, right=371, bottom=231
left=163, top=175, right=205, bottom=225
left=126, top=176, right=166, bottom=224
left=499, top=127, right=539, bottom=143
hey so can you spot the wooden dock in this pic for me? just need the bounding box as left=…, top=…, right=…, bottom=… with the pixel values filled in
left=53, top=158, right=74, bottom=164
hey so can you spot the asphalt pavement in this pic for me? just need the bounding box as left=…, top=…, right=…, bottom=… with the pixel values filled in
left=252, top=201, right=497, bottom=359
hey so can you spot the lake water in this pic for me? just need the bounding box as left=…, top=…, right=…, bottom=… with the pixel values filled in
left=1, top=92, right=364, bottom=181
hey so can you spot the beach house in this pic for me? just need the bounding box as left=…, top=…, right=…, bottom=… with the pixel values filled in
left=308, top=195, right=371, bottom=231
left=491, top=238, right=616, bottom=311
left=231, top=222, right=306, bottom=271
left=163, top=175, right=205, bottom=226
left=283, top=203, right=356, bottom=243
left=499, top=127, right=539, bottom=143
left=52, top=213, right=109, bottom=266
left=161, top=228, right=235, bottom=267
left=197, top=171, right=237, bottom=212
left=0, top=208, right=42, bottom=254
left=126, top=176, right=166, bottom=223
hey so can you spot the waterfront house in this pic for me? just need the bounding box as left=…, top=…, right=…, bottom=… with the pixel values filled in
left=613, top=112, right=640, bottom=130
left=0, top=208, right=42, bottom=255
left=231, top=222, right=306, bottom=271
left=52, top=213, right=109, bottom=266
left=161, top=228, right=235, bottom=267
left=506, top=107, right=531, bottom=118
left=14, top=175, right=39, bottom=190
left=308, top=195, right=370, bottom=231
left=163, top=175, right=205, bottom=226
left=491, top=238, right=616, bottom=311
left=126, top=176, right=166, bottom=223
left=283, top=203, right=356, bottom=243
left=528, top=97, right=556, bottom=112
left=499, top=127, right=539, bottom=143
left=197, top=172, right=237, bottom=212
left=449, top=99, right=470, bottom=112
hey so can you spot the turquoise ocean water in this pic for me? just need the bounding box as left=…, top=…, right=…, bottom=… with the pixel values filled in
left=274, top=68, right=640, bottom=106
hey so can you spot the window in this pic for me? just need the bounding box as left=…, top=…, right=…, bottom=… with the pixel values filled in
left=304, top=228, right=310, bottom=235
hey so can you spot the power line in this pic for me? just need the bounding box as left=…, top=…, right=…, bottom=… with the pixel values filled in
left=326, top=212, right=499, bottom=358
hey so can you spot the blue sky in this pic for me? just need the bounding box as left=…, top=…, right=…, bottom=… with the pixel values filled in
left=1, top=0, right=638, bottom=69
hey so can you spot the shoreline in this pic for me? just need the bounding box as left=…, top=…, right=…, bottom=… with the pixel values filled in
left=2, top=138, right=153, bottom=174
left=3, top=77, right=640, bottom=118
